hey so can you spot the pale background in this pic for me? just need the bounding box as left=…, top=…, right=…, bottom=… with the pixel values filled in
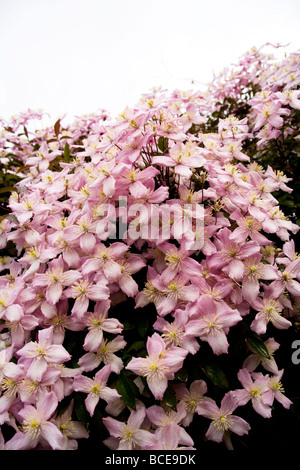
left=0, top=0, right=299, bottom=124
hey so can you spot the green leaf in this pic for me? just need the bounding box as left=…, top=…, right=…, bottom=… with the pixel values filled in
left=54, top=119, right=60, bottom=138
left=162, top=386, right=177, bottom=411
left=0, top=186, right=15, bottom=195
left=200, top=360, right=229, bottom=388
left=74, top=394, right=90, bottom=429
left=127, top=340, right=146, bottom=353
left=23, top=126, right=29, bottom=139
left=138, top=316, right=149, bottom=338
left=246, top=334, right=271, bottom=359
left=157, top=136, right=168, bottom=153
left=175, top=367, right=188, bottom=383
left=116, top=374, right=139, bottom=410
left=64, top=141, right=71, bottom=162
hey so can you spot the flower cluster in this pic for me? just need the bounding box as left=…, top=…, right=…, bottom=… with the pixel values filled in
left=0, top=43, right=299, bottom=450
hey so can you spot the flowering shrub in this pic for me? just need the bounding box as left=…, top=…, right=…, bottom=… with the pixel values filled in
left=0, top=42, right=299, bottom=450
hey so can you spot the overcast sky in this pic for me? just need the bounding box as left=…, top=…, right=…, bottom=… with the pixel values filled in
left=0, top=0, right=299, bottom=124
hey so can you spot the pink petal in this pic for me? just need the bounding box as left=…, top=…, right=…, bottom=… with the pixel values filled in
left=46, top=283, right=63, bottom=304
left=80, top=232, right=96, bottom=252
left=227, top=259, right=245, bottom=280
left=148, top=374, right=168, bottom=400
left=5, top=304, right=23, bottom=322
left=62, top=270, right=82, bottom=286
left=84, top=329, right=103, bottom=352
left=46, top=345, right=71, bottom=363
left=242, top=277, right=260, bottom=303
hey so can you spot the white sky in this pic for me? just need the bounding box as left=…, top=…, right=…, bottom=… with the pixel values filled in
left=0, top=0, right=299, bottom=124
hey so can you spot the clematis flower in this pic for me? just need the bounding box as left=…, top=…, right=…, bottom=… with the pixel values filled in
left=234, top=369, right=273, bottom=418
left=82, top=300, right=123, bottom=352
left=229, top=211, right=272, bottom=245
left=250, top=294, right=292, bottom=334
left=173, top=379, right=212, bottom=427
left=2, top=314, right=39, bottom=348
left=241, top=255, right=278, bottom=304
left=158, top=242, right=202, bottom=284
left=8, top=190, right=52, bottom=225
left=16, top=326, right=71, bottom=382
left=252, top=100, right=290, bottom=131
left=197, top=391, right=250, bottom=447
left=208, top=227, right=261, bottom=281
left=81, top=242, right=129, bottom=282
left=185, top=294, right=242, bottom=355
left=153, top=308, right=200, bottom=354
left=0, top=364, right=25, bottom=415
left=126, top=333, right=188, bottom=400
left=243, top=337, right=280, bottom=374
left=18, top=367, right=62, bottom=404
left=0, top=286, right=24, bottom=322
left=79, top=336, right=126, bottom=374
left=265, top=370, right=293, bottom=410
left=103, top=404, right=154, bottom=450
left=146, top=402, right=194, bottom=446
left=143, top=421, right=195, bottom=450
left=152, top=141, right=206, bottom=178
left=64, top=278, right=110, bottom=318
left=116, top=254, right=146, bottom=297
left=268, top=259, right=300, bottom=298
left=63, top=215, right=97, bottom=253
left=72, top=365, right=120, bottom=416
left=51, top=399, right=89, bottom=450
left=32, top=256, right=81, bottom=305
left=5, top=392, right=64, bottom=450
left=156, top=274, right=199, bottom=317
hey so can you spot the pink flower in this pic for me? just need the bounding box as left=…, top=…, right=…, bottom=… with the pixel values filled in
left=252, top=100, right=290, bottom=131
left=268, top=259, right=300, bottom=297
left=103, top=405, right=154, bottom=450
left=185, top=294, right=242, bottom=355
left=79, top=336, right=126, bottom=374
left=158, top=242, right=202, bottom=284
left=152, top=141, right=206, bottom=179
left=146, top=402, right=194, bottom=447
left=243, top=337, right=280, bottom=374
left=51, top=399, right=89, bottom=450
left=81, top=242, right=129, bottom=282
left=229, top=210, right=271, bottom=245
left=265, top=370, right=293, bottom=410
left=250, top=295, right=292, bottom=334
left=0, top=284, right=24, bottom=322
left=2, top=313, right=39, bottom=348
left=197, top=391, right=250, bottom=446
left=208, top=227, right=260, bottom=281
left=82, top=300, right=123, bottom=352
left=0, top=356, right=24, bottom=415
left=8, top=190, right=52, bottom=225
left=72, top=365, right=120, bottom=416
left=153, top=308, right=200, bottom=354
left=173, top=379, right=212, bottom=427
left=64, top=278, right=110, bottom=318
left=63, top=215, right=97, bottom=253
left=156, top=274, right=199, bottom=317
left=17, top=326, right=71, bottom=381
left=143, top=422, right=195, bottom=450
left=241, top=255, right=278, bottom=304
left=126, top=333, right=188, bottom=400
left=117, top=254, right=146, bottom=297
left=6, top=392, right=64, bottom=450
left=25, top=141, right=61, bottom=172
left=32, top=256, right=81, bottom=305
left=234, top=369, right=273, bottom=418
